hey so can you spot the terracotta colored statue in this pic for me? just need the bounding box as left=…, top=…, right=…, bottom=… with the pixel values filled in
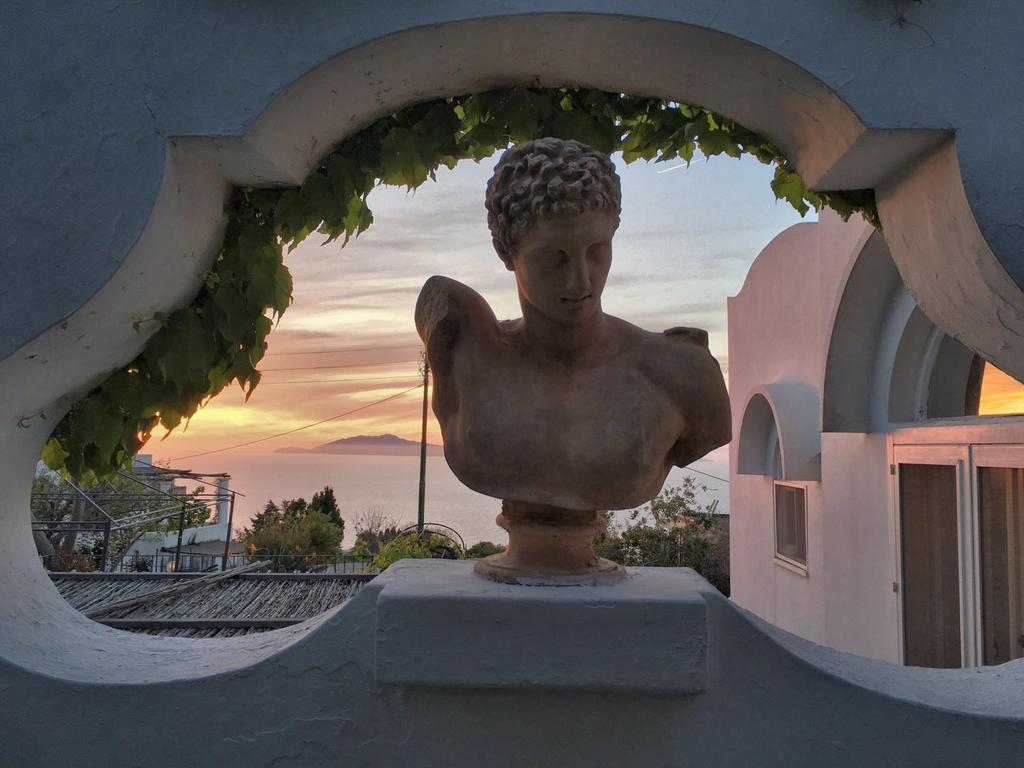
left=415, top=138, right=730, bottom=584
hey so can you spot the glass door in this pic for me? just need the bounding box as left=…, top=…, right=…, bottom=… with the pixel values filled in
left=893, top=446, right=970, bottom=668
left=974, top=446, right=1024, bottom=665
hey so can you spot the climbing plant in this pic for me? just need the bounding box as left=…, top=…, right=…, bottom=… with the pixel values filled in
left=42, top=87, right=878, bottom=482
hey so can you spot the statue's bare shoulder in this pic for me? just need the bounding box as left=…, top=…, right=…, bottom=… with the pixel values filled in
left=415, top=275, right=498, bottom=355
left=615, top=319, right=732, bottom=465
left=662, top=325, right=711, bottom=347
left=416, top=276, right=500, bottom=420
left=650, top=325, right=720, bottom=382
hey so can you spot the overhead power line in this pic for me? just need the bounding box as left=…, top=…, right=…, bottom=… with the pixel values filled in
left=259, top=359, right=421, bottom=372
left=259, top=375, right=421, bottom=385
left=258, top=373, right=421, bottom=385
left=265, top=343, right=422, bottom=356
left=173, top=384, right=423, bottom=461
left=680, top=466, right=729, bottom=484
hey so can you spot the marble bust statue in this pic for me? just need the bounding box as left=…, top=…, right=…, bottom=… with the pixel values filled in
left=415, top=138, right=731, bottom=584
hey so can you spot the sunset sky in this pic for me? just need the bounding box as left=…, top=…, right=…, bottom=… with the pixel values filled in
left=150, top=150, right=1024, bottom=464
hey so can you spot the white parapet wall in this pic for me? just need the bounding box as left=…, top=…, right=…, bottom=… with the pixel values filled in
left=3, top=561, right=1023, bottom=767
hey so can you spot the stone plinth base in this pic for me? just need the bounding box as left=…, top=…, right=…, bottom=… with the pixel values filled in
left=473, top=500, right=627, bottom=586
left=374, top=559, right=707, bottom=694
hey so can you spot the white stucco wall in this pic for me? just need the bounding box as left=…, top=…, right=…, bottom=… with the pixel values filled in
left=729, top=209, right=1022, bottom=666
left=729, top=218, right=829, bottom=647
left=820, top=432, right=899, bottom=662
left=727, top=474, right=775, bottom=619
left=729, top=211, right=905, bottom=662
left=5, top=4, right=1024, bottom=761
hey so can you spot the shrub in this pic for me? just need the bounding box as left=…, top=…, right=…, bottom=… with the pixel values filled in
left=372, top=531, right=463, bottom=571
left=465, top=541, right=506, bottom=559
left=352, top=505, right=404, bottom=559
left=240, top=496, right=345, bottom=572
left=594, top=479, right=730, bottom=595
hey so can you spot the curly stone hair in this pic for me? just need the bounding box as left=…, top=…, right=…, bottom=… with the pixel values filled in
left=485, top=137, right=621, bottom=263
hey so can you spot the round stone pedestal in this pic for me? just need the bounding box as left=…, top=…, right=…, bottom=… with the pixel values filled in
left=473, top=500, right=626, bottom=586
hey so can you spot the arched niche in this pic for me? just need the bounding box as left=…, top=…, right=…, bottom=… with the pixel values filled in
left=823, top=231, right=988, bottom=432
left=888, top=308, right=979, bottom=423
left=737, top=393, right=778, bottom=477
left=737, top=384, right=821, bottom=482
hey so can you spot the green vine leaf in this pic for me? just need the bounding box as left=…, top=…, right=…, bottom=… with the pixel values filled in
left=41, top=436, right=69, bottom=471
left=771, top=165, right=814, bottom=216
left=379, top=127, right=431, bottom=189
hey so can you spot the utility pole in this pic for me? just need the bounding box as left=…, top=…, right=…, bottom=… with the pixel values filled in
left=173, top=501, right=186, bottom=572
left=100, top=519, right=111, bottom=573
left=221, top=491, right=236, bottom=571
left=417, top=351, right=430, bottom=533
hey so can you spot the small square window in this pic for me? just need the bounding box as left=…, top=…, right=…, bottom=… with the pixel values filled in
left=775, top=483, right=807, bottom=569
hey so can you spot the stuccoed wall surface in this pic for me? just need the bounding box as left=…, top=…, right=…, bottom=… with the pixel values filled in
left=728, top=214, right=901, bottom=662
left=4, top=4, right=1024, bottom=764
left=3, top=561, right=1023, bottom=768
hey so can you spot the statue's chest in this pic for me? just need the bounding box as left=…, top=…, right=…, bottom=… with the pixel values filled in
left=443, top=351, right=679, bottom=485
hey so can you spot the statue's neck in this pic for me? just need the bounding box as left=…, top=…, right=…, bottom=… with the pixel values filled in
left=518, top=300, right=608, bottom=361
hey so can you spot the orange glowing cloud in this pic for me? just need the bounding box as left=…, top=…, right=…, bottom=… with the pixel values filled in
left=979, top=363, right=1024, bottom=416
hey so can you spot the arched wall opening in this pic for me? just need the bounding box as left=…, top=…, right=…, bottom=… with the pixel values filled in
left=887, top=306, right=978, bottom=423
left=737, top=394, right=780, bottom=479
left=822, top=230, right=903, bottom=433
left=737, top=386, right=821, bottom=483
left=0, top=13, right=1016, bottom=689
left=823, top=229, right=1024, bottom=432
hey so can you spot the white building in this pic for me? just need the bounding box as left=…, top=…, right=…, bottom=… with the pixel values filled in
left=729, top=211, right=1024, bottom=668
left=122, top=455, right=236, bottom=570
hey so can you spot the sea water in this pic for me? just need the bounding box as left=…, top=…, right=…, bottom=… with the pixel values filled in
left=168, top=448, right=729, bottom=549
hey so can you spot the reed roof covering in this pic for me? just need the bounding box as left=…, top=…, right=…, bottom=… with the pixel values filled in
left=51, top=572, right=370, bottom=638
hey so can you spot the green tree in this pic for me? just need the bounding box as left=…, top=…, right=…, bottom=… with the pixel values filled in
left=280, top=497, right=309, bottom=525
left=309, top=485, right=344, bottom=531
left=250, top=499, right=282, bottom=531
left=241, top=489, right=346, bottom=572
left=240, top=511, right=344, bottom=573
left=595, top=478, right=730, bottom=594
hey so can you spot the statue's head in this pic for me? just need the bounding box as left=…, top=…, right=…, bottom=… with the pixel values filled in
left=485, top=138, right=622, bottom=323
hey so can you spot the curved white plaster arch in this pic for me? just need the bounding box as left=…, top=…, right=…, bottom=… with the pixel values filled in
left=888, top=307, right=977, bottom=424
left=737, top=385, right=821, bottom=482
left=821, top=229, right=902, bottom=432
left=823, top=228, right=982, bottom=432
left=869, top=287, right=920, bottom=430
left=878, top=140, right=1024, bottom=382
left=0, top=14, right=1018, bottom=700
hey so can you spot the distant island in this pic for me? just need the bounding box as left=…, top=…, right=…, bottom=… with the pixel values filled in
left=276, top=434, right=444, bottom=457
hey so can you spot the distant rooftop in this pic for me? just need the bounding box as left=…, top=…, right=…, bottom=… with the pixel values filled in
left=52, top=572, right=370, bottom=638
